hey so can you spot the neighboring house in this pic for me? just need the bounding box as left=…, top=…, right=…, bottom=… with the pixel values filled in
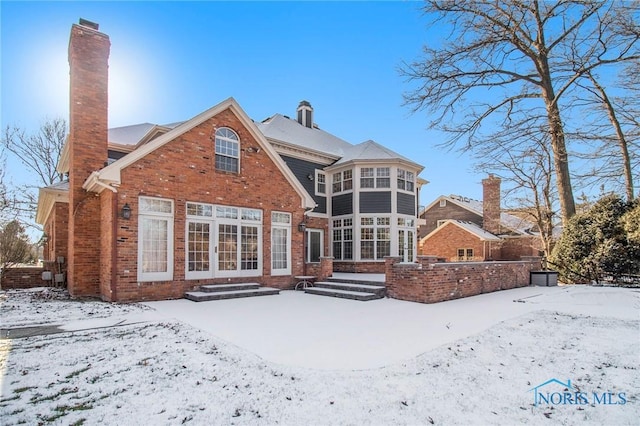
left=418, top=175, right=542, bottom=261
left=35, top=20, right=426, bottom=302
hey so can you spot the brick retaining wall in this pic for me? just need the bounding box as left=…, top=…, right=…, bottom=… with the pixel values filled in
left=385, top=256, right=541, bottom=304
left=1, top=267, right=47, bottom=290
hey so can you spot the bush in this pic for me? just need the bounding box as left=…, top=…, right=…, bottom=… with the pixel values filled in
left=549, top=194, right=640, bottom=283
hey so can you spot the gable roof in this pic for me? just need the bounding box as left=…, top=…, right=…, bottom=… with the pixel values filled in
left=83, top=97, right=316, bottom=209
left=422, top=194, right=537, bottom=236
left=35, top=181, right=69, bottom=224
left=420, top=219, right=502, bottom=243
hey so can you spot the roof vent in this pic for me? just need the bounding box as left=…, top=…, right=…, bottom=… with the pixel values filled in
left=297, top=100, right=313, bottom=128
left=79, top=18, right=99, bottom=30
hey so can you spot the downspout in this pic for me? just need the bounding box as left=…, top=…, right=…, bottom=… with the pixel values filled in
left=111, top=194, right=118, bottom=301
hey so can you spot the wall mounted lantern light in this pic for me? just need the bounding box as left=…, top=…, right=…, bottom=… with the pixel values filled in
left=298, top=222, right=307, bottom=232
left=121, top=203, right=132, bottom=220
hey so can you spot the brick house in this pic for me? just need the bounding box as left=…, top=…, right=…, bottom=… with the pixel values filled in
left=418, top=175, right=542, bottom=261
left=35, top=20, right=426, bottom=302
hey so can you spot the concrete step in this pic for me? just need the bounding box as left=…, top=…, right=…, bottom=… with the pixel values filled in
left=199, top=283, right=260, bottom=293
left=313, top=281, right=386, bottom=296
left=304, top=287, right=383, bottom=301
left=185, top=287, right=279, bottom=302
left=325, top=277, right=386, bottom=286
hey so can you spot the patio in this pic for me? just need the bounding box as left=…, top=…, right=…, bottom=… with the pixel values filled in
left=144, top=284, right=638, bottom=370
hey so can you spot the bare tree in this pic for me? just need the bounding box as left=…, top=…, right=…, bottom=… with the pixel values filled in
left=0, top=147, right=9, bottom=221
left=570, top=70, right=637, bottom=201
left=1, top=118, right=67, bottom=228
left=0, top=220, right=34, bottom=282
left=401, top=0, right=640, bottom=225
left=475, top=127, right=557, bottom=257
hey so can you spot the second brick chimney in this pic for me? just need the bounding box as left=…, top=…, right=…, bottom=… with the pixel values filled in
left=67, top=19, right=110, bottom=297
left=482, top=174, right=501, bottom=235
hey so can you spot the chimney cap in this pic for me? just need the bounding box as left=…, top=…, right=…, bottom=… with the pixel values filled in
left=298, top=100, right=312, bottom=109
left=78, top=18, right=99, bottom=31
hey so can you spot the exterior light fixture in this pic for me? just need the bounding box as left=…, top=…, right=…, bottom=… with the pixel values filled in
left=121, top=203, right=132, bottom=220
left=298, top=222, right=307, bottom=232
left=307, top=174, right=314, bottom=181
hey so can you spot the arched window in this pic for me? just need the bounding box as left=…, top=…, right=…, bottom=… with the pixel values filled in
left=214, top=127, right=239, bottom=173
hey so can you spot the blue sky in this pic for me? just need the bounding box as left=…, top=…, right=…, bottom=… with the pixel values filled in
left=1, top=1, right=483, bottom=203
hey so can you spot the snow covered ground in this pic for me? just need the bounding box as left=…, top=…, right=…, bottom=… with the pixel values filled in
left=1, top=285, right=638, bottom=425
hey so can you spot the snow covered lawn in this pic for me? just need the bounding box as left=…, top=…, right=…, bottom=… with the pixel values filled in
left=1, top=285, right=638, bottom=425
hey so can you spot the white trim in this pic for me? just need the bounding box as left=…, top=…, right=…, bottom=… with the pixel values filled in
left=83, top=97, right=315, bottom=209
left=185, top=218, right=214, bottom=280
left=315, top=170, right=326, bottom=196
left=271, top=211, right=292, bottom=276
left=306, top=228, right=324, bottom=263
left=137, top=196, right=174, bottom=282
left=35, top=184, right=69, bottom=225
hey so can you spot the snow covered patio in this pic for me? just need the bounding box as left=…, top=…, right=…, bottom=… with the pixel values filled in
left=1, top=284, right=638, bottom=425
left=145, top=285, right=639, bottom=370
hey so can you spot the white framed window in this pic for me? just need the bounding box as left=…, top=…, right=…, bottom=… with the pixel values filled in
left=376, top=167, right=390, bottom=188
left=360, top=216, right=390, bottom=260
left=361, top=168, right=374, bottom=188
left=214, top=127, right=240, bottom=173
left=343, top=169, right=353, bottom=191
left=306, top=229, right=323, bottom=263
left=332, top=217, right=353, bottom=260
left=332, top=169, right=353, bottom=193
left=138, top=197, right=174, bottom=282
left=439, top=199, right=447, bottom=207
left=361, top=167, right=391, bottom=189
left=457, top=248, right=474, bottom=261
left=397, top=169, right=415, bottom=192
left=332, top=172, right=342, bottom=193
left=316, top=171, right=326, bottom=195
left=271, top=212, right=291, bottom=275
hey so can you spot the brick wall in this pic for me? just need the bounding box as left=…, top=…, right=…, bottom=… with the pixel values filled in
left=43, top=202, right=69, bottom=274
left=1, top=267, right=46, bottom=289
left=107, top=108, right=309, bottom=301
left=500, top=236, right=542, bottom=260
left=306, top=256, right=334, bottom=281
left=385, top=256, right=541, bottom=304
left=334, top=261, right=386, bottom=274
left=419, top=221, right=502, bottom=261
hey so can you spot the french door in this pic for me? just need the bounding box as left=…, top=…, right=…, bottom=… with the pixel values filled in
left=398, top=229, right=415, bottom=263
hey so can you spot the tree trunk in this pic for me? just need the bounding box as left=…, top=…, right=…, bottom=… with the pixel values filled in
left=546, top=103, right=576, bottom=224
left=588, top=73, right=635, bottom=201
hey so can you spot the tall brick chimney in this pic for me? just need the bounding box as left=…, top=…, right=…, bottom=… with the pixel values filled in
left=482, top=174, right=501, bottom=235
left=67, top=19, right=110, bottom=297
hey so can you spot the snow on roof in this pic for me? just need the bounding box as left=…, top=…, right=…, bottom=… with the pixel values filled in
left=448, top=220, right=503, bottom=241
left=44, top=180, right=70, bottom=191
left=106, top=110, right=422, bottom=169
left=334, top=140, right=421, bottom=168
left=256, top=114, right=352, bottom=158
left=108, top=122, right=184, bottom=146
left=443, top=194, right=537, bottom=235
left=108, top=123, right=157, bottom=146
